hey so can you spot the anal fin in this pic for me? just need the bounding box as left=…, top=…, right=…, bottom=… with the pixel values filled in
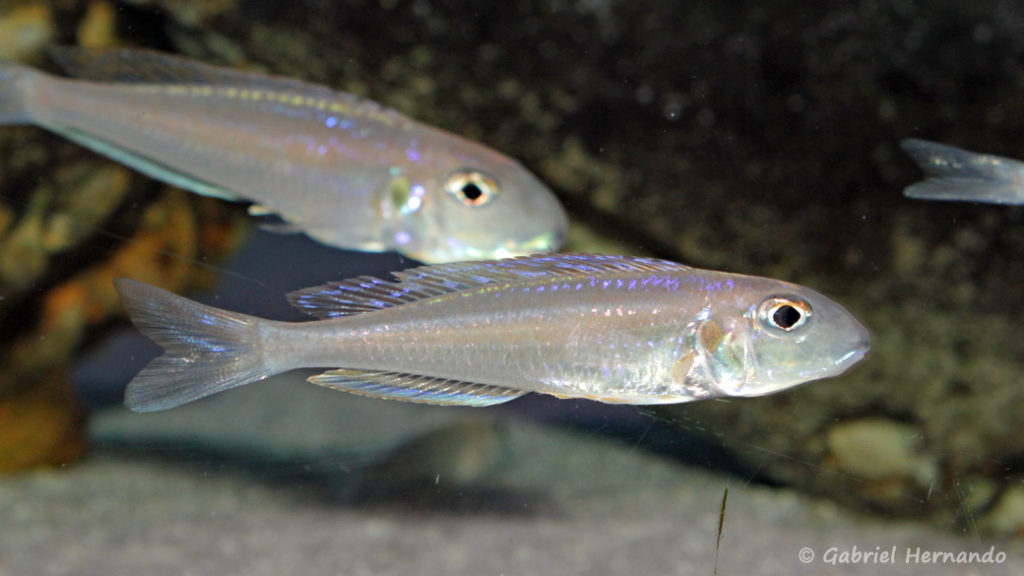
left=58, top=128, right=240, bottom=201
left=258, top=221, right=303, bottom=234
left=248, top=204, right=276, bottom=217
left=308, top=369, right=525, bottom=407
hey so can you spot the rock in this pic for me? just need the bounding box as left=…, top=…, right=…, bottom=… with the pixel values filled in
left=76, top=0, right=117, bottom=48
left=0, top=7, right=250, bottom=469
left=823, top=419, right=937, bottom=508
left=0, top=3, right=53, bottom=62
left=15, top=0, right=1024, bottom=533
left=0, top=173, right=248, bottom=470
left=982, top=484, right=1024, bottom=537
left=347, top=418, right=507, bottom=504
left=7, top=387, right=1018, bottom=575
left=826, top=419, right=931, bottom=484
left=0, top=366, right=85, bottom=472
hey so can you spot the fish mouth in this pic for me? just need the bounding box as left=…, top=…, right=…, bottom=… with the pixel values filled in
left=487, top=231, right=564, bottom=259
left=516, top=230, right=565, bottom=254
left=834, top=336, right=871, bottom=373
left=428, top=227, right=564, bottom=262
left=409, top=229, right=561, bottom=263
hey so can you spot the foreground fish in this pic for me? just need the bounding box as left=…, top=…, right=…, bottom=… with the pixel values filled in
left=0, top=48, right=568, bottom=262
left=115, top=254, right=870, bottom=412
left=901, top=138, right=1024, bottom=204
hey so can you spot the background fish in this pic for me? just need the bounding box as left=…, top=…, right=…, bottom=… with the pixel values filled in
left=901, top=138, right=1024, bottom=204
left=0, top=48, right=568, bottom=263
left=114, top=254, right=870, bottom=412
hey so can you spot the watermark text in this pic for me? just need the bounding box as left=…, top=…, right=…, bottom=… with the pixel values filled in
left=797, top=544, right=1007, bottom=566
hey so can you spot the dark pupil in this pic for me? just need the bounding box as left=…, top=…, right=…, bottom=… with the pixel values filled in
left=772, top=305, right=802, bottom=329
left=461, top=182, right=484, bottom=202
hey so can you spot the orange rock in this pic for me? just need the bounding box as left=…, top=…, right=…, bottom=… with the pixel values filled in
left=0, top=368, right=86, bottom=472
left=0, top=186, right=248, bottom=472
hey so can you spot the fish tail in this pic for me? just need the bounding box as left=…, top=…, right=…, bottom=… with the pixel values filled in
left=0, top=62, right=43, bottom=124
left=900, top=138, right=1024, bottom=204
left=115, top=278, right=272, bottom=412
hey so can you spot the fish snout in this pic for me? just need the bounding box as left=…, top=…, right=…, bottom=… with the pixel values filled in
left=840, top=324, right=871, bottom=370
left=823, top=302, right=871, bottom=375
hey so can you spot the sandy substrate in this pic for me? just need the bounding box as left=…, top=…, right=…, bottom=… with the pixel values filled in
left=1, top=374, right=1020, bottom=576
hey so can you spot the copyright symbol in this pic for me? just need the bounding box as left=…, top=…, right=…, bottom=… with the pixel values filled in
left=798, top=547, right=814, bottom=563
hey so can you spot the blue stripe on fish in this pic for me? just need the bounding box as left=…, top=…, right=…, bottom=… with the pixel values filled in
left=286, top=253, right=693, bottom=318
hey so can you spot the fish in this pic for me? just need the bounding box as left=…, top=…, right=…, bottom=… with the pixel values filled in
left=901, top=138, right=1024, bottom=204
left=114, top=253, right=870, bottom=413
left=0, top=47, right=568, bottom=263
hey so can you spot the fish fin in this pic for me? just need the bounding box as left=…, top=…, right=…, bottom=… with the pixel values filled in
left=258, top=221, right=304, bottom=234
left=114, top=278, right=271, bottom=412
left=287, top=253, right=692, bottom=318
left=0, top=62, right=42, bottom=124
left=305, top=228, right=388, bottom=253
left=576, top=393, right=682, bottom=405
left=308, top=369, right=525, bottom=407
left=248, top=204, right=276, bottom=217
left=901, top=138, right=1024, bottom=204
left=50, top=46, right=348, bottom=100
left=48, top=46, right=407, bottom=129
left=287, top=275, right=450, bottom=318
left=56, top=128, right=240, bottom=201
left=248, top=205, right=302, bottom=231
left=50, top=46, right=294, bottom=87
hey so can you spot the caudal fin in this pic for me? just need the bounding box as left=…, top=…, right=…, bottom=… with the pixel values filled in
left=114, top=279, right=271, bottom=412
left=900, top=138, right=1024, bottom=204
left=0, top=62, right=40, bottom=124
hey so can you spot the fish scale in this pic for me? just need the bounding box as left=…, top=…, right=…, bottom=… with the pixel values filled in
left=0, top=47, right=568, bottom=262
left=113, top=254, right=869, bottom=412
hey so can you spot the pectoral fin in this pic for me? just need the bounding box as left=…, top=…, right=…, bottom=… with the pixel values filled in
left=258, top=221, right=304, bottom=234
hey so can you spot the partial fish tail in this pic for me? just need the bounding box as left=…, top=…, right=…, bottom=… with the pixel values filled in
left=0, top=61, right=43, bottom=124
left=900, top=138, right=1024, bottom=204
left=115, top=278, right=272, bottom=412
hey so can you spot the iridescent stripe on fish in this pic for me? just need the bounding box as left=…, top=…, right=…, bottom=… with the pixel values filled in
left=114, top=254, right=870, bottom=412
left=0, top=47, right=568, bottom=262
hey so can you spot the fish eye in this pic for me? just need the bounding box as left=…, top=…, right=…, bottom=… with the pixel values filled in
left=445, top=170, right=499, bottom=207
left=758, top=296, right=812, bottom=333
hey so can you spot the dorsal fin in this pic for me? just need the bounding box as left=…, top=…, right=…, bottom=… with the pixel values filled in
left=49, top=46, right=322, bottom=90
left=47, top=46, right=407, bottom=129
left=286, top=253, right=691, bottom=319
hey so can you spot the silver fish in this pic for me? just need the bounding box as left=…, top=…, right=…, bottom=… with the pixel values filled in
left=114, top=254, right=870, bottom=413
left=901, top=138, right=1024, bottom=204
left=0, top=48, right=568, bottom=263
